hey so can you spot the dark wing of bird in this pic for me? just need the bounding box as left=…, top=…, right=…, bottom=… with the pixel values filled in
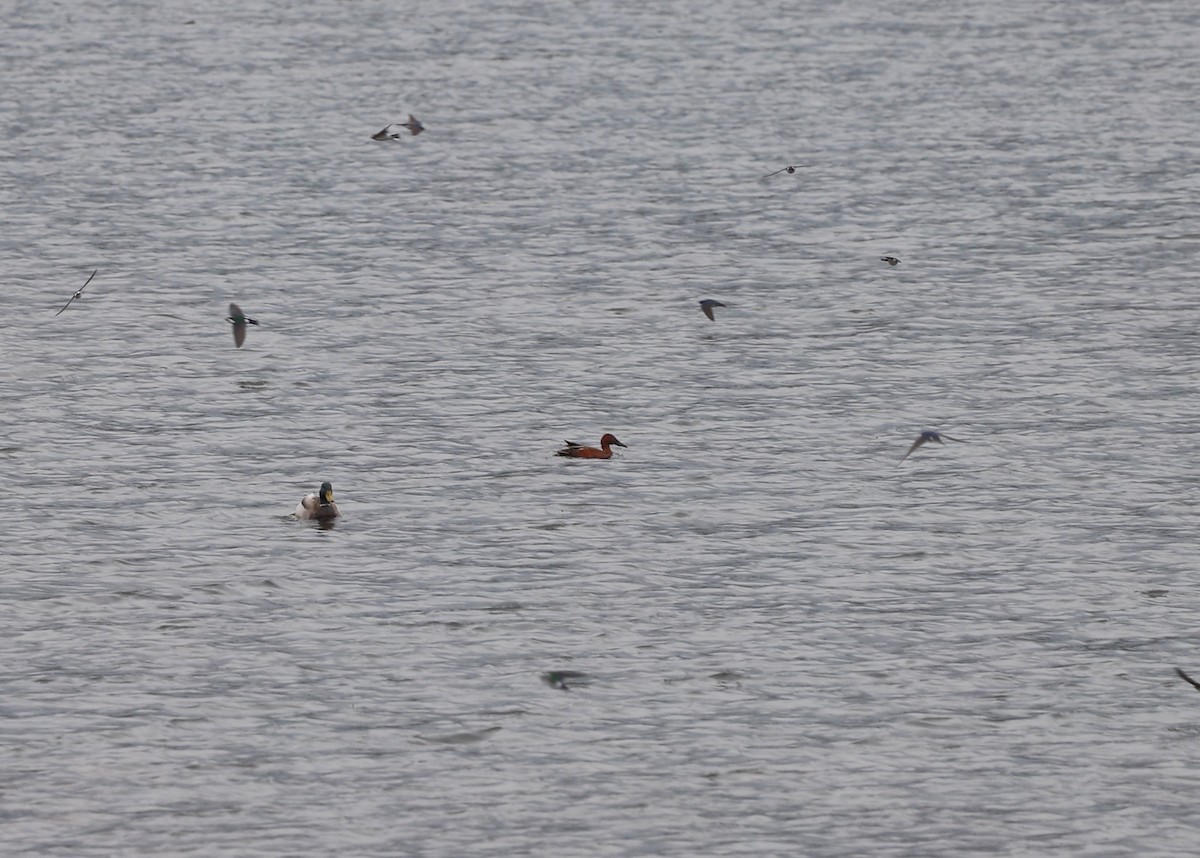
left=229, top=303, right=247, bottom=347
left=1176, top=667, right=1200, bottom=691
left=898, top=437, right=926, bottom=463
left=54, top=269, right=97, bottom=316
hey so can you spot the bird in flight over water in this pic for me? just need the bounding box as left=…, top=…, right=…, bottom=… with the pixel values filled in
left=372, top=114, right=424, bottom=140
left=1175, top=667, right=1200, bottom=692
left=699, top=299, right=726, bottom=321
left=881, top=256, right=901, bottom=266
left=54, top=269, right=98, bottom=316
left=541, top=670, right=590, bottom=691
left=899, top=430, right=965, bottom=464
left=226, top=303, right=259, bottom=348
left=762, top=165, right=804, bottom=179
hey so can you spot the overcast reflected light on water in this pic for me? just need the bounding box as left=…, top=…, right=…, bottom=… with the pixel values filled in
left=4, top=1, right=1200, bottom=854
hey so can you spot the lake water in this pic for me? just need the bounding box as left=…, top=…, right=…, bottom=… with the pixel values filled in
left=4, top=0, right=1200, bottom=854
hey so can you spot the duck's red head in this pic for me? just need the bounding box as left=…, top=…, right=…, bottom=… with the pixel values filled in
left=600, top=433, right=626, bottom=449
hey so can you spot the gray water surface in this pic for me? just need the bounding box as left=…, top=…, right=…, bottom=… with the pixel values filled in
left=4, top=1, right=1200, bottom=855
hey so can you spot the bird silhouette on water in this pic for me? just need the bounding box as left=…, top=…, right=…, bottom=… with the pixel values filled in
left=1175, top=667, right=1200, bottom=692
left=54, top=269, right=98, bottom=316
left=699, top=299, right=725, bottom=321
left=881, top=256, right=901, bottom=266
left=541, top=671, right=590, bottom=691
left=899, top=430, right=965, bottom=464
left=761, top=165, right=804, bottom=179
left=226, top=303, right=259, bottom=348
left=372, top=114, right=424, bottom=140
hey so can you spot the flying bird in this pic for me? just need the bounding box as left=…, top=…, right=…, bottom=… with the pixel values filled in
left=372, top=114, right=424, bottom=140
left=541, top=671, right=590, bottom=691
left=699, top=299, right=726, bottom=321
left=899, top=430, right=965, bottom=464
left=295, top=481, right=340, bottom=522
left=1176, top=668, right=1200, bottom=692
left=226, top=303, right=259, bottom=348
left=881, top=256, right=901, bottom=266
left=54, top=269, right=98, bottom=316
left=762, top=165, right=804, bottom=179
left=398, top=114, right=424, bottom=135
left=556, top=434, right=627, bottom=459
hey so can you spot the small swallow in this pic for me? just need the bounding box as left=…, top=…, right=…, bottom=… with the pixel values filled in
left=54, top=269, right=98, bottom=316
left=762, top=165, right=804, bottom=179
left=899, top=430, right=965, bottom=464
left=1176, top=667, right=1200, bottom=692
left=541, top=670, right=590, bottom=691
left=881, top=256, right=901, bottom=266
left=226, top=302, right=259, bottom=348
left=372, top=114, right=424, bottom=140
left=699, top=299, right=726, bottom=321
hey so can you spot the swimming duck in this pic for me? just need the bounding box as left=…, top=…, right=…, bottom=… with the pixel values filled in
left=699, top=299, right=725, bottom=321
left=556, top=434, right=626, bottom=459
left=881, top=256, right=901, bottom=266
left=899, top=430, right=964, bottom=463
left=226, top=303, right=259, bottom=348
left=54, top=269, right=97, bottom=316
left=295, top=481, right=340, bottom=521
